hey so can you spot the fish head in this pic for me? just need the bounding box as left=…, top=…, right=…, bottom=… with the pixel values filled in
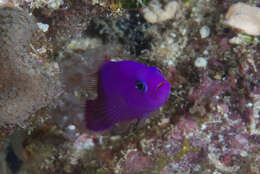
left=119, top=62, right=171, bottom=113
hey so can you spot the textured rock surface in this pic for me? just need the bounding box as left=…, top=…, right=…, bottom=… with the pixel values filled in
left=142, top=0, right=179, bottom=24
left=226, top=2, right=260, bottom=36
left=0, top=7, right=61, bottom=130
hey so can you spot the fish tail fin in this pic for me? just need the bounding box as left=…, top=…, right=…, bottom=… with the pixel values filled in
left=85, top=99, right=114, bottom=131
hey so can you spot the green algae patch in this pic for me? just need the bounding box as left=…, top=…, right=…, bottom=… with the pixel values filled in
left=174, top=139, right=201, bottom=160
left=152, top=152, right=172, bottom=173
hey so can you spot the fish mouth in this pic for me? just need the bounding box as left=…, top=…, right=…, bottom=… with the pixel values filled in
left=156, top=81, right=166, bottom=93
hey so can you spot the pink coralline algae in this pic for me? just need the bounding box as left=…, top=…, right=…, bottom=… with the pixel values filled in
left=123, top=150, right=152, bottom=174
left=188, top=76, right=230, bottom=103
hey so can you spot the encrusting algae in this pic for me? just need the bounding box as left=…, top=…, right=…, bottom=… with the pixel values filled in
left=0, top=6, right=61, bottom=134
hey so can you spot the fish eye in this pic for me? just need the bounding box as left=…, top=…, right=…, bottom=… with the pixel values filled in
left=136, top=80, right=147, bottom=93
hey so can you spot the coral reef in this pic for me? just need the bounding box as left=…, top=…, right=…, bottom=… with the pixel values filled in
left=226, top=2, right=260, bottom=36
left=142, top=0, right=179, bottom=24
left=0, top=6, right=61, bottom=137
left=0, top=0, right=260, bottom=174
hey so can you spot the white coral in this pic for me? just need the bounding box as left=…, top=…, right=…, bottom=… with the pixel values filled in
left=142, top=0, right=179, bottom=23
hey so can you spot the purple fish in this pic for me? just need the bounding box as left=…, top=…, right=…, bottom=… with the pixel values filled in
left=85, top=60, right=171, bottom=131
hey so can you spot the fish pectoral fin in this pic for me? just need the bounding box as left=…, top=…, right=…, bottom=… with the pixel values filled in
left=84, top=72, right=99, bottom=100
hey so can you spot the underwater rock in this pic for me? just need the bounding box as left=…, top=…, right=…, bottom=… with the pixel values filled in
left=250, top=94, right=260, bottom=135
left=0, top=0, right=259, bottom=174
left=226, top=2, right=260, bottom=36
left=122, top=150, right=152, bottom=174
left=142, top=0, right=179, bottom=24
left=29, top=0, right=64, bottom=9
left=0, top=0, right=12, bottom=6
left=194, top=57, right=207, bottom=69
left=0, top=7, right=61, bottom=130
left=86, top=11, right=151, bottom=56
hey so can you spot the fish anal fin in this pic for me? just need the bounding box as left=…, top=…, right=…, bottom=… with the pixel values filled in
left=85, top=99, right=116, bottom=131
